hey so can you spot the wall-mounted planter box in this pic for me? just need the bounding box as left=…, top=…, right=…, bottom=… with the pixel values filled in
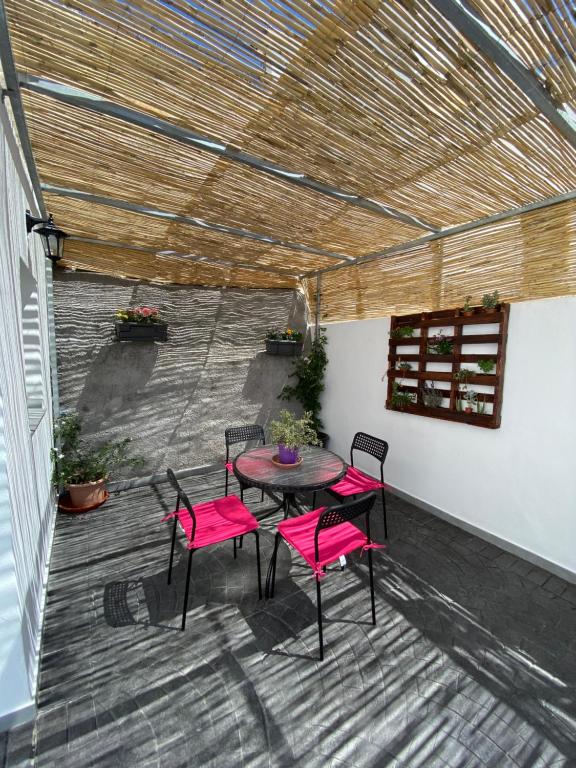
left=115, top=322, right=168, bottom=342
left=386, top=304, right=509, bottom=428
left=265, top=339, right=303, bottom=356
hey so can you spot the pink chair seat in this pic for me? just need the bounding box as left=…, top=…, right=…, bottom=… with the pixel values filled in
left=278, top=506, right=380, bottom=575
left=329, top=466, right=386, bottom=496
left=163, top=494, right=258, bottom=549
left=225, top=461, right=234, bottom=473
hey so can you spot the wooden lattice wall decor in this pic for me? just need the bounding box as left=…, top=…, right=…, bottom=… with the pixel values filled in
left=386, top=304, right=510, bottom=429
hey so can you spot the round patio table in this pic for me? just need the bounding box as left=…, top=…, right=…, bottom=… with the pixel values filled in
left=233, top=444, right=346, bottom=518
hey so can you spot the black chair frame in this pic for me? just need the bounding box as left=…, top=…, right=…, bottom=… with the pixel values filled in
left=165, top=469, right=262, bottom=630
left=314, top=432, right=389, bottom=539
left=268, top=493, right=377, bottom=661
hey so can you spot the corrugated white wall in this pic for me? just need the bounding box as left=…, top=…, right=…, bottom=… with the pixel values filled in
left=0, top=104, right=56, bottom=726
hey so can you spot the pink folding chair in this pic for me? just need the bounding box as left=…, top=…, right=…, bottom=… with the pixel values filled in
left=266, top=493, right=383, bottom=660
left=314, top=432, right=389, bottom=538
left=162, top=468, right=262, bottom=630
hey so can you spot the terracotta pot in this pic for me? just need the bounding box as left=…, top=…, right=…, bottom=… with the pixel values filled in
left=68, top=478, right=107, bottom=508
left=464, top=407, right=473, bottom=414
left=462, top=310, right=474, bottom=317
left=483, top=307, right=497, bottom=314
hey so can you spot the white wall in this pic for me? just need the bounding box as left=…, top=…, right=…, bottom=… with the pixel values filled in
left=321, top=297, right=576, bottom=577
left=0, top=103, right=56, bottom=726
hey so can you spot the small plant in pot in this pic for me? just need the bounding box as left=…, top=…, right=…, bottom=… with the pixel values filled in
left=396, top=358, right=412, bottom=372
left=477, top=358, right=495, bottom=374
left=269, top=410, right=320, bottom=465
left=421, top=381, right=443, bottom=408
left=481, top=291, right=500, bottom=314
left=463, top=390, right=477, bottom=414
left=390, top=325, right=415, bottom=339
left=427, top=329, right=454, bottom=355
left=461, top=295, right=474, bottom=317
left=390, top=381, right=416, bottom=410
left=53, top=413, right=143, bottom=508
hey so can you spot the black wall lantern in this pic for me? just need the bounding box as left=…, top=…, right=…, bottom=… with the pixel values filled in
left=26, top=210, right=68, bottom=262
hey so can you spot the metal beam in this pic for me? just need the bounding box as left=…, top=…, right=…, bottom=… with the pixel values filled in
left=21, top=74, right=441, bottom=233
left=429, top=0, right=576, bottom=150
left=0, top=0, right=45, bottom=215
left=304, top=189, right=576, bottom=279
left=43, top=184, right=352, bottom=263
left=68, top=236, right=300, bottom=277
left=315, top=274, right=322, bottom=339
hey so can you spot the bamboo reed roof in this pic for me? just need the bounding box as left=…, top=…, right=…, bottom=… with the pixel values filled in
left=4, top=0, right=576, bottom=302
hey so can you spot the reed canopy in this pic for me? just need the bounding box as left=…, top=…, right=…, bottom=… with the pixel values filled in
left=2, top=0, right=576, bottom=319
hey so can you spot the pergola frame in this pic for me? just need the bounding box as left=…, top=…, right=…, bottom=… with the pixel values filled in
left=1, top=0, right=575, bottom=293
left=42, top=184, right=353, bottom=265
left=19, top=73, right=440, bottom=234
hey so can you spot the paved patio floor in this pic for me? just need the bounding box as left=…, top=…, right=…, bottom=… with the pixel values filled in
left=3, top=471, right=576, bottom=767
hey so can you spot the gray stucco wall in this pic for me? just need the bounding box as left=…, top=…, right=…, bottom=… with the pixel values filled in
left=53, top=272, right=307, bottom=475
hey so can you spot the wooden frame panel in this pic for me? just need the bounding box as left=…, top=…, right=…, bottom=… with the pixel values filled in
left=386, top=305, right=509, bottom=429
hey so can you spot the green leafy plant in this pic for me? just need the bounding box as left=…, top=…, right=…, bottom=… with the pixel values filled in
left=397, top=359, right=412, bottom=371
left=476, top=394, right=487, bottom=414
left=427, top=330, right=453, bottom=355
left=390, top=325, right=415, bottom=339
left=269, top=410, right=320, bottom=451
left=462, top=295, right=473, bottom=313
left=453, top=368, right=475, bottom=383
left=266, top=327, right=303, bottom=341
left=421, top=382, right=443, bottom=408
left=280, top=329, right=328, bottom=432
left=481, top=290, right=500, bottom=309
left=52, top=413, right=143, bottom=487
left=390, top=381, right=416, bottom=410
left=477, top=359, right=495, bottom=374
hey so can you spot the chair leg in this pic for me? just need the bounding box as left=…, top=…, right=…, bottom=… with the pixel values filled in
left=225, top=471, right=229, bottom=497
left=266, top=532, right=281, bottom=599
left=381, top=487, right=388, bottom=539
left=316, top=577, right=324, bottom=661
left=312, top=491, right=317, bottom=509
left=261, top=488, right=264, bottom=503
left=167, top=516, right=178, bottom=585
left=233, top=537, right=237, bottom=559
left=240, top=485, right=244, bottom=503
left=254, top=531, right=262, bottom=600
left=239, top=536, right=244, bottom=549
left=368, top=548, right=376, bottom=625
left=181, top=548, right=194, bottom=631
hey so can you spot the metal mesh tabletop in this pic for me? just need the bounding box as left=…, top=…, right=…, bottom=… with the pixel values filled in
left=234, top=445, right=346, bottom=494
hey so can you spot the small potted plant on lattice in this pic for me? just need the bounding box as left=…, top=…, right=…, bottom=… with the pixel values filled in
left=269, top=410, right=320, bottom=466
left=115, top=306, right=168, bottom=342
left=265, top=328, right=304, bottom=356
left=477, top=359, right=495, bottom=375
left=390, top=381, right=416, bottom=411
left=421, top=382, right=444, bottom=408
left=390, top=325, right=415, bottom=339
left=461, top=296, right=474, bottom=317
left=481, top=291, right=500, bottom=314
left=427, top=329, right=454, bottom=355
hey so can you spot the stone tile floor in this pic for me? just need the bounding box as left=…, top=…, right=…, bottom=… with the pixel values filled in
left=2, top=471, right=576, bottom=767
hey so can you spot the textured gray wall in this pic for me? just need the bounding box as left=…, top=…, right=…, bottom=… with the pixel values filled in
left=53, top=272, right=307, bottom=475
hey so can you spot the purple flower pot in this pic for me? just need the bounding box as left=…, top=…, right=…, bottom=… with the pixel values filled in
left=278, top=444, right=299, bottom=464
